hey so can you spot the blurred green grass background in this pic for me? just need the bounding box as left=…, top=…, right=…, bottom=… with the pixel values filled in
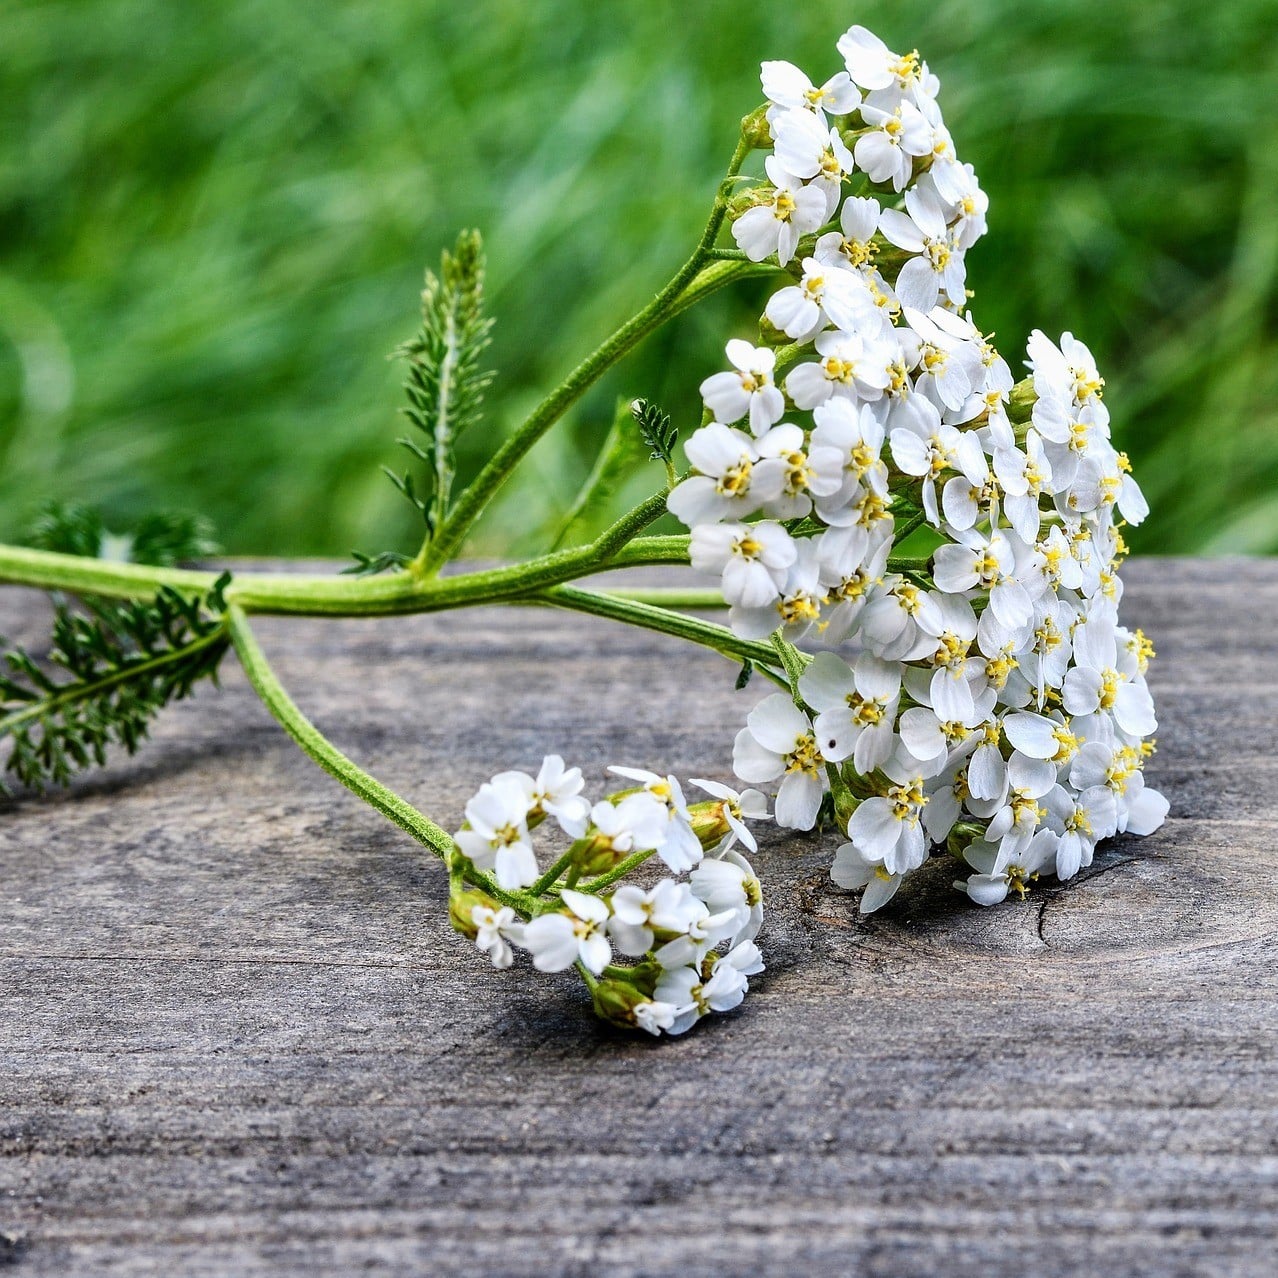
left=3, top=0, right=1276, bottom=558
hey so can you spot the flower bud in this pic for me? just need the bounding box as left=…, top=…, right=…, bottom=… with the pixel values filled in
left=590, top=978, right=650, bottom=1029
left=739, top=104, right=773, bottom=150
left=448, top=887, right=500, bottom=939
left=726, top=187, right=768, bottom=222
left=757, top=315, right=789, bottom=348
left=1007, top=376, right=1038, bottom=423
left=574, top=834, right=628, bottom=878
left=687, top=800, right=731, bottom=850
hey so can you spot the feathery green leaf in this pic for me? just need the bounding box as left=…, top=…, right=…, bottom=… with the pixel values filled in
left=0, top=577, right=232, bottom=795
left=393, top=229, right=495, bottom=532
left=630, top=398, right=678, bottom=465
left=23, top=501, right=219, bottom=567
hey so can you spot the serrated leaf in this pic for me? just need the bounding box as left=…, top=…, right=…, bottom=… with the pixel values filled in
left=22, top=501, right=219, bottom=567
left=394, top=228, right=495, bottom=531
left=0, top=581, right=231, bottom=796
left=341, top=550, right=414, bottom=578
left=630, top=398, right=678, bottom=464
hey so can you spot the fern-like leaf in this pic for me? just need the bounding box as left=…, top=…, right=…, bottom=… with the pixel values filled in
left=24, top=501, right=219, bottom=567
left=630, top=398, right=678, bottom=464
left=393, top=229, right=494, bottom=532
left=341, top=550, right=414, bottom=578
left=0, top=577, right=232, bottom=795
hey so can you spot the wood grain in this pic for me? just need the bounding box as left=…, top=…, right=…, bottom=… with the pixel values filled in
left=1, top=558, right=1275, bottom=1277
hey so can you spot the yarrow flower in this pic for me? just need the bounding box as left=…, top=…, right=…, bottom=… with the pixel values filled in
left=448, top=758, right=770, bottom=1036
left=437, top=21, right=1167, bottom=1038
left=664, top=22, right=1167, bottom=921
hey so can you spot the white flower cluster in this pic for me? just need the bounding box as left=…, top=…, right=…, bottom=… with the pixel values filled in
left=452, top=757, right=769, bottom=1036
left=669, top=25, right=1168, bottom=914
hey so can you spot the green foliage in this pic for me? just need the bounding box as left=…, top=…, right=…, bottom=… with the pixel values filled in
left=23, top=502, right=218, bottom=567
left=342, top=549, right=413, bottom=577
left=129, top=512, right=220, bottom=567
left=0, top=578, right=231, bottom=794
left=631, top=399, right=677, bottom=466
left=549, top=398, right=651, bottom=548
left=1, top=0, right=1275, bottom=553
left=393, top=229, right=494, bottom=533
left=22, top=502, right=104, bottom=560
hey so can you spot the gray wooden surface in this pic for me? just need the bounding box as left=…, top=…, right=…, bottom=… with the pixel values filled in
left=1, top=558, right=1276, bottom=1276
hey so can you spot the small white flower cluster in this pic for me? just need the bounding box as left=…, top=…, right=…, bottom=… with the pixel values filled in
left=669, top=24, right=1168, bottom=914
left=451, top=757, right=769, bottom=1035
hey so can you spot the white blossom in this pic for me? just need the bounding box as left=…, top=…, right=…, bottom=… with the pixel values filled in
left=453, top=776, right=539, bottom=890
left=733, top=156, right=828, bottom=266
left=733, top=693, right=826, bottom=830
left=689, top=778, right=771, bottom=853
left=472, top=904, right=523, bottom=970
left=521, top=889, right=612, bottom=974
left=879, top=186, right=966, bottom=311
left=699, top=339, right=785, bottom=435
left=761, top=60, right=860, bottom=121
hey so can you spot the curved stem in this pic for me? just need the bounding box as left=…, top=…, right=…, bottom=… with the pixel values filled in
left=0, top=543, right=218, bottom=600
left=415, top=136, right=752, bottom=576
left=530, top=584, right=779, bottom=668
left=579, top=847, right=658, bottom=895
left=227, top=605, right=532, bottom=915
left=598, top=587, right=728, bottom=609
left=228, top=604, right=455, bottom=858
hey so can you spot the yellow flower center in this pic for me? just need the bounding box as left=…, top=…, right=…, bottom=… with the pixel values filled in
left=785, top=733, right=822, bottom=775
left=888, top=777, right=927, bottom=823
left=974, top=549, right=1001, bottom=584
left=717, top=458, right=753, bottom=496
left=855, top=489, right=891, bottom=526
left=1010, top=789, right=1045, bottom=827
left=1131, top=629, right=1155, bottom=674
left=779, top=593, right=823, bottom=626
left=1051, top=725, right=1080, bottom=764
left=1072, top=367, right=1104, bottom=401
left=1098, top=668, right=1120, bottom=710
left=933, top=631, right=968, bottom=671
left=840, top=237, right=875, bottom=267
left=850, top=695, right=888, bottom=727
left=782, top=450, right=813, bottom=495
left=890, top=50, right=922, bottom=84
left=1066, top=808, right=1092, bottom=836
left=1006, top=863, right=1036, bottom=900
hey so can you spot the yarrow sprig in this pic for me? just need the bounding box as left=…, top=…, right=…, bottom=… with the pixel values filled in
left=672, top=23, right=1166, bottom=916
left=447, top=758, right=768, bottom=1035
left=0, top=20, right=1167, bottom=1036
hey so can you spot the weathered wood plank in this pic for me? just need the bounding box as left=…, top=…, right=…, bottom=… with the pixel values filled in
left=1, top=558, right=1276, bottom=1276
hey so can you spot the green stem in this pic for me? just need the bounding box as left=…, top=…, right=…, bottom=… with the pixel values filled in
left=531, top=584, right=779, bottom=668
left=770, top=634, right=810, bottom=696
left=893, top=508, right=930, bottom=544
left=579, top=847, right=657, bottom=894
left=415, top=136, right=751, bottom=576
left=226, top=605, right=530, bottom=914
left=527, top=845, right=580, bottom=898
left=598, top=587, right=728, bottom=609
left=575, top=960, right=600, bottom=993
left=228, top=604, right=453, bottom=856
left=0, top=543, right=218, bottom=600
